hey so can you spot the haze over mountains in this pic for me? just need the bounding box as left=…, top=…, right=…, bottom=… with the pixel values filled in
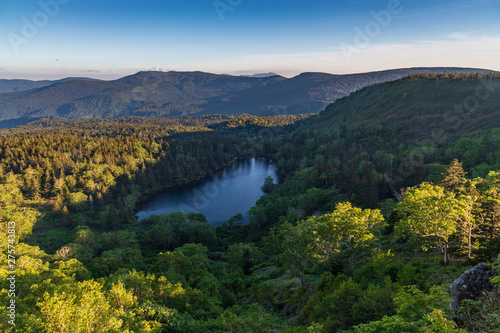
left=0, top=77, right=99, bottom=93
left=0, top=67, right=496, bottom=126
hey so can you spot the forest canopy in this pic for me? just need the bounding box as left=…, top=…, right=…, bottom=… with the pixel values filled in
left=1, top=76, right=499, bottom=332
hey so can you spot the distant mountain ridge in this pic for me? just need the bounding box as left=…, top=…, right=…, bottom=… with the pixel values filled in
left=243, top=73, right=279, bottom=78
left=0, top=77, right=100, bottom=93
left=0, top=67, right=496, bottom=123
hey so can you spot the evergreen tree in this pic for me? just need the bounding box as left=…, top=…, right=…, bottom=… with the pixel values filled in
left=440, top=159, right=467, bottom=194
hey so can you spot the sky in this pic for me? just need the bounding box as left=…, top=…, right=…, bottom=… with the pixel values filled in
left=0, top=0, right=499, bottom=80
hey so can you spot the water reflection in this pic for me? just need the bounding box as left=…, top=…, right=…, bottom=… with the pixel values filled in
left=136, top=157, right=278, bottom=226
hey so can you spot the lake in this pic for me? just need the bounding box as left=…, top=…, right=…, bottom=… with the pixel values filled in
left=136, top=157, right=278, bottom=225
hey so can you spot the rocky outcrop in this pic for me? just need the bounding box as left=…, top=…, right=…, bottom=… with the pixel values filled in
left=450, top=262, right=499, bottom=313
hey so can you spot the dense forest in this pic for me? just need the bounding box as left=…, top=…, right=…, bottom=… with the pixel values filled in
left=1, top=75, right=500, bottom=332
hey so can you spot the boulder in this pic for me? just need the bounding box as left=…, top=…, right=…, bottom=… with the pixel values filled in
left=450, top=262, right=498, bottom=313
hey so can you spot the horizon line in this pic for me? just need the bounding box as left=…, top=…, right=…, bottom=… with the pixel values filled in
left=1, top=66, right=498, bottom=82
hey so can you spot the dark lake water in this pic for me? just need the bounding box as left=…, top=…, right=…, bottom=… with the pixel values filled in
left=136, top=157, right=278, bottom=226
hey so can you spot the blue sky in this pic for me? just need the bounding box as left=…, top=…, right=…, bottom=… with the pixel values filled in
left=0, top=0, right=499, bottom=79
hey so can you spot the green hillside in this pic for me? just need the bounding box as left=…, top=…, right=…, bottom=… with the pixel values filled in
left=316, top=73, right=500, bottom=140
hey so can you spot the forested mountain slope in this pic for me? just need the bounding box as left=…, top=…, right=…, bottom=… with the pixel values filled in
left=0, top=77, right=99, bottom=93
left=0, top=67, right=494, bottom=122
left=314, top=73, right=500, bottom=140
left=266, top=73, right=500, bottom=210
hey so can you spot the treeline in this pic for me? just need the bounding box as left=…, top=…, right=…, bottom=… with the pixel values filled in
left=1, top=114, right=308, bottom=139
left=402, top=72, right=500, bottom=81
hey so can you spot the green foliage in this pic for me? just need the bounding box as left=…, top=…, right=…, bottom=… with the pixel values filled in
left=492, top=259, right=500, bottom=288
left=303, top=277, right=394, bottom=331
left=305, top=202, right=386, bottom=266
left=440, top=160, right=467, bottom=194
left=353, top=288, right=460, bottom=333
left=198, top=304, right=280, bottom=332
left=226, top=243, right=261, bottom=275
left=216, top=213, right=248, bottom=249
left=455, top=293, right=500, bottom=332
left=354, top=249, right=401, bottom=287
left=396, top=183, right=465, bottom=263
left=250, top=281, right=275, bottom=306
left=425, top=309, right=466, bottom=333
left=145, top=212, right=217, bottom=251
left=280, top=202, right=386, bottom=284
left=261, top=176, right=276, bottom=194
left=91, top=247, right=144, bottom=277
left=353, top=315, right=421, bottom=333
left=52, top=258, right=92, bottom=281
left=96, top=230, right=138, bottom=253
left=70, top=226, right=96, bottom=247
left=393, top=285, right=450, bottom=322
left=150, top=251, right=192, bottom=284
left=353, top=309, right=466, bottom=333
left=306, top=322, right=324, bottom=332
left=37, top=280, right=123, bottom=332
left=57, top=243, right=94, bottom=265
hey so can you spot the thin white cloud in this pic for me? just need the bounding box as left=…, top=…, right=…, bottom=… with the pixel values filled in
left=448, top=32, right=470, bottom=39
left=76, top=69, right=100, bottom=73
left=397, top=0, right=500, bottom=20
left=2, top=36, right=500, bottom=80
left=203, top=36, right=500, bottom=76
left=458, top=0, right=500, bottom=8
left=150, top=66, right=174, bottom=72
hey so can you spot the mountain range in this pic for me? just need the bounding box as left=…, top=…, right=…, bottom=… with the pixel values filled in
left=0, top=77, right=99, bottom=93
left=0, top=67, right=496, bottom=125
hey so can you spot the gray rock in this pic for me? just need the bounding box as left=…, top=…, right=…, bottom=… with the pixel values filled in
left=450, top=262, right=499, bottom=313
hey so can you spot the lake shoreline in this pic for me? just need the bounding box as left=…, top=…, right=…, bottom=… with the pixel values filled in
left=134, top=156, right=276, bottom=223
